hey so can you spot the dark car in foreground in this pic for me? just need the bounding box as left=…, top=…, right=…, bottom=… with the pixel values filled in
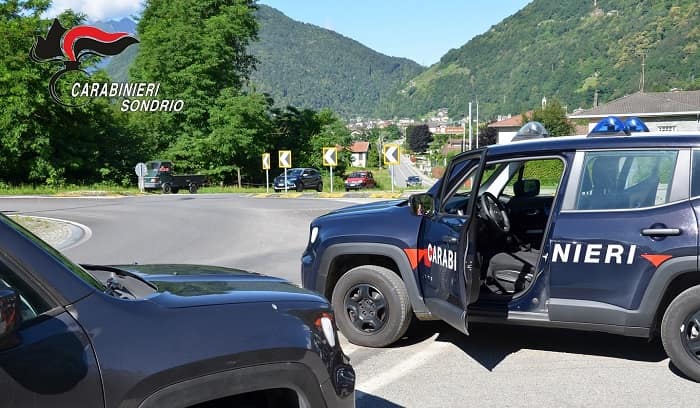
left=0, top=214, right=354, bottom=407
left=344, top=171, right=376, bottom=191
left=405, top=175, right=422, bottom=187
left=303, top=117, right=700, bottom=382
left=274, top=168, right=323, bottom=192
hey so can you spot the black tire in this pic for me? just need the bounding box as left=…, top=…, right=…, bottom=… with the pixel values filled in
left=345, top=188, right=350, bottom=192
left=273, top=188, right=280, bottom=193
left=171, top=187, right=180, bottom=194
left=661, top=284, right=700, bottom=382
left=189, top=184, right=198, bottom=194
left=162, top=183, right=172, bottom=194
left=296, top=183, right=304, bottom=192
left=316, top=182, right=323, bottom=192
left=331, top=265, right=412, bottom=347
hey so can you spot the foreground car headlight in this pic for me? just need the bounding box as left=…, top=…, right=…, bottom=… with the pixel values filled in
left=310, top=226, right=319, bottom=244
left=315, top=312, right=336, bottom=348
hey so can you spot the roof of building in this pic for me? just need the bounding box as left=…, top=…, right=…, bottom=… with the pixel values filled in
left=488, top=111, right=534, bottom=128
left=569, top=90, right=700, bottom=118
left=349, top=141, right=370, bottom=153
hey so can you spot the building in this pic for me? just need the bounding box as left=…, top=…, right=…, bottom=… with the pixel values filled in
left=488, top=112, right=532, bottom=144
left=568, top=90, right=700, bottom=132
left=349, top=141, right=370, bottom=168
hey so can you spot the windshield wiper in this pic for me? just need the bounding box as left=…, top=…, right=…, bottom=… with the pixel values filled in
left=81, top=264, right=158, bottom=291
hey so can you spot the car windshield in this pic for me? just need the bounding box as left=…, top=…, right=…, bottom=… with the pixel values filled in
left=348, top=172, right=366, bottom=178
left=408, top=176, right=420, bottom=181
left=0, top=214, right=106, bottom=291
left=282, top=168, right=304, bottom=176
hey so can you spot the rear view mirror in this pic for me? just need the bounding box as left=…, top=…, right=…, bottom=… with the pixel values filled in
left=514, top=179, right=540, bottom=197
left=0, top=288, right=21, bottom=350
left=409, top=193, right=435, bottom=217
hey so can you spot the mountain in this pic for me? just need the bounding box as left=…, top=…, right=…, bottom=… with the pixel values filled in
left=102, top=5, right=424, bottom=117
left=380, top=0, right=700, bottom=120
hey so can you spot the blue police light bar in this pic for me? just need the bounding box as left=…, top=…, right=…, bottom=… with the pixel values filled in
left=512, top=121, right=549, bottom=142
left=624, top=117, right=650, bottom=132
left=587, top=116, right=630, bottom=137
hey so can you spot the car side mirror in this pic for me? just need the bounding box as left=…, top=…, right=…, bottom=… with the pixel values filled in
left=409, top=193, right=435, bottom=217
left=0, top=288, right=21, bottom=350
left=514, top=179, right=540, bottom=197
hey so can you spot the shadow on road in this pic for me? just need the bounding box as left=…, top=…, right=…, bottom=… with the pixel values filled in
left=397, top=320, right=668, bottom=372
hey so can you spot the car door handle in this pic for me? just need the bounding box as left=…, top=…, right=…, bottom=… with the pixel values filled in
left=442, top=236, right=458, bottom=244
left=641, top=228, right=681, bottom=236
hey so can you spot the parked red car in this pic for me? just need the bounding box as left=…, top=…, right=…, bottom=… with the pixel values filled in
left=344, top=171, right=376, bottom=191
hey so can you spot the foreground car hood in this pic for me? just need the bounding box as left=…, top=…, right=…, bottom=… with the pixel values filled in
left=115, top=264, right=325, bottom=307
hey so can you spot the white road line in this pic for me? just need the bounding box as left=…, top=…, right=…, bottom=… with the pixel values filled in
left=356, top=340, right=452, bottom=397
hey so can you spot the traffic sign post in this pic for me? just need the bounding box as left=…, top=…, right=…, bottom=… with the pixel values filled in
left=134, top=162, right=147, bottom=193
left=383, top=144, right=400, bottom=193
left=278, top=150, right=292, bottom=193
left=322, top=147, right=337, bottom=192
left=262, top=153, right=271, bottom=193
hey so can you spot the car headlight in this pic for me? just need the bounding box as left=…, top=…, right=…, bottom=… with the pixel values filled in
left=310, top=226, right=319, bottom=244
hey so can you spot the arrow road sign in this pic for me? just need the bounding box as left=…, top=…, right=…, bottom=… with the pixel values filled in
left=323, top=147, right=337, bottom=166
left=383, top=144, right=400, bottom=165
left=278, top=150, right=292, bottom=168
left=262, top=153, right=270, bottom=170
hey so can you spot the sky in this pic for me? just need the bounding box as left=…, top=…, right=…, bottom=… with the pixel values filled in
left=47, top=0, right=532, bottom=66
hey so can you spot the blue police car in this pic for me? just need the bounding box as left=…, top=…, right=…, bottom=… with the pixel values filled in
left=302, top=117, right=700, bottom=382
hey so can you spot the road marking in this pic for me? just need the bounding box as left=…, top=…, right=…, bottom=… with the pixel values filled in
left=356, top=339, right=452, bottom=397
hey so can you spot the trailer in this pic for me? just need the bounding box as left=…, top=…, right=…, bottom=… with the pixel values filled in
left=142, top=160, right=206, bottom=194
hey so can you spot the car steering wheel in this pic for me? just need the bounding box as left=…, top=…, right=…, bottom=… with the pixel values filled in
left=479, top=192, right=510, bottom=233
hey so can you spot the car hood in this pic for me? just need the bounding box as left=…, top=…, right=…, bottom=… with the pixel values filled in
left=114, top=264, right=326, bottom=308
left=320, top=199, right=406, bottom=218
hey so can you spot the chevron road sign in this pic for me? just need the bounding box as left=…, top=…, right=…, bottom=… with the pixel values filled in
left=278, top=150, right=292, bottom=168
left=383, top=144, right=400, bottom=165
left=262, top=153, right=270, bottom=170
left=323, top=147, right=337, bottom=166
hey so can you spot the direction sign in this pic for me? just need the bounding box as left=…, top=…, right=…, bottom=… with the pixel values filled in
left=262, top=153, right=270, bottom=170
left=322, top=147, right=337, bottom=166
left=383, top=144, right=400, bottom=165
left=278, top=150, right=292, bottom=168
left=134, top=162, right=147, bottom=177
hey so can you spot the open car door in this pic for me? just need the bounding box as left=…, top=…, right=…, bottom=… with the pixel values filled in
left=415, top=149, right=486, bottom=334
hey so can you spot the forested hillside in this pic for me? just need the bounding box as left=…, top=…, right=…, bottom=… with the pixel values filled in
left=105, top=5, right=424, bottom=117
left=380, top=0, right=700, bottom=119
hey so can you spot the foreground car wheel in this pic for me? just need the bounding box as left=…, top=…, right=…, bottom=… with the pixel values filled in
left=332, top=265, right=412, bottom=347
left=662, top=285, right=700, bottom=382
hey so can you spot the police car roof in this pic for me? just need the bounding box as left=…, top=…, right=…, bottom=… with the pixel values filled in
left=478, top=133, right=700, bottom=160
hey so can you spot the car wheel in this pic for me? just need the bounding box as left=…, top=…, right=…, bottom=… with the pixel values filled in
left=332, top=265, right=412, bottom=347
left=345, top=188, right=349, bottom=192
left=316, top=182, right=323, bottom=192
left=189, top=184, right=198, bottom=194
left=662, top=284, right=700, bottom=382
left=296, top=183, right=304, bottom=192
left=274, top=189, right=280, bottom=193
left=162, top=183, right=172, bottom=194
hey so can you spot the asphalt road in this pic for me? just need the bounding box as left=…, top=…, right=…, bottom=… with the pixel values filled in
left=391, top=153, right=436, bottom=189
left=2, top=194, right=699, bottom=407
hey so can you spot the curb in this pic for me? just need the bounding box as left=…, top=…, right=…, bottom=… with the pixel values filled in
left=10, top=215, right=92, bottom=250
left=250, top=191, right=414, bottom=199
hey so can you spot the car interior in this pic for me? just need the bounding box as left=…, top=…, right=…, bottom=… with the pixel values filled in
left=443, top=157, right=565, bottom=298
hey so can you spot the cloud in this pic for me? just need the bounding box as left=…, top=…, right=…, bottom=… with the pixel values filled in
left=46, top=0, right=142, bottom=22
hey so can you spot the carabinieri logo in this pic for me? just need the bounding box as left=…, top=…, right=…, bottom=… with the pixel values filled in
left=30, top=19, right=139, bottom=107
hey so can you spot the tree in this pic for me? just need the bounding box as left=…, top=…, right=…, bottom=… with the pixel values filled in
left=129, top=0, right=259, bottom=156
left=0, top=2, right=139, bottom=186
left=529, top=99, right=574, bottom=136
left=406, top=124, right=433, bottom=153
left=477, top=124, right=498, bottom=146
